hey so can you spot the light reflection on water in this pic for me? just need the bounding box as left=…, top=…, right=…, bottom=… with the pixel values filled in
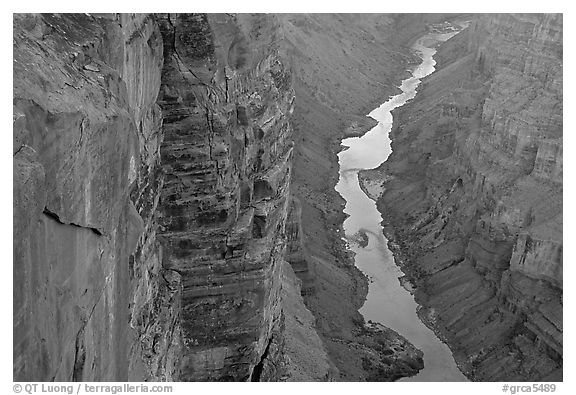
left=334, top=23, right=469, bottom=382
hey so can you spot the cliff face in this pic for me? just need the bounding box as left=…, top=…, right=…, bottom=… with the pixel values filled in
left=366, top=14, right=562, bottom=381
left=14, top=13, right=321, bottom=382
left=13, top=13, right=179, bottom=381
left=155, top=13, right=296, bottom=381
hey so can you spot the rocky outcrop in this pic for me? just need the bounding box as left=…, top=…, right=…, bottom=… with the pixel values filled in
left=365, top=14, right=562, bottom=381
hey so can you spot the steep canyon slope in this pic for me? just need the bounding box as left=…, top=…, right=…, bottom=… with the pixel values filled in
left=13, top=13, right=330, bottom=382
left=281, top=13, right=463, bottom=380
left=361, top=14, right=563, bottom=381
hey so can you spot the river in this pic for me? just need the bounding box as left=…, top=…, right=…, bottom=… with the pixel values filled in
left=334, top=23, right=469, bottom=382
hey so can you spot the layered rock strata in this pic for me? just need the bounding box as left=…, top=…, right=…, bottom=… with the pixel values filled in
left=362, top=14, right=562, bottom=381
left=14, top=13, right=327, bottom=382
left=155, top=13, right=296, bottom=381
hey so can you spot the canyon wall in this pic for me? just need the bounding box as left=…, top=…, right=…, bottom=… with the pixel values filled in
left=13, top=14, right=178, bottom=381
left=13, top=13, right=328, bottom=382
left=155, top=13, right=298, bottom=381
left=366, top=14, right=562, bottom=381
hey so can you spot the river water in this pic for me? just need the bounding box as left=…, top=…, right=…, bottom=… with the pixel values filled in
left=334, top=24, right=468, bottom=382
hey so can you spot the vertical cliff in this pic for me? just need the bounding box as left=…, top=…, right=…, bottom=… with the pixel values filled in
left=364, top=14, right=562, bottom=381
left=14, top=13, right=325, bottom=382
left=13, top=13, right=180, bottom=381
left=155, top=13, right=296, bottom=381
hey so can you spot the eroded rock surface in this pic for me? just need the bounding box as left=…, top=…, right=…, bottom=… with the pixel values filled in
left=14, top=13, right=327, bottom=382
left=155, top=13, right=296, bottom=381
left=13, top=13, right=179, bottom=381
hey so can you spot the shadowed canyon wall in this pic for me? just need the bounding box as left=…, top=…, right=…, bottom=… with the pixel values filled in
left=155, top=13, right=295, bottom=381
left=363, top=13, right=562, bottom=381
left=13, top=13, right=330, bottom=382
